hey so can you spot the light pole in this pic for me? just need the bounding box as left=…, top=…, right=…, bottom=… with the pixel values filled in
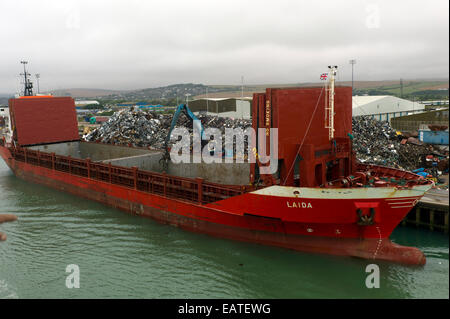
left=241, top=75, right=244, bottom=99
left=185, top=93, right=191, bottom=108
left=35, top=74, right=40, bottom=94
left=349, top=59, right=356, bottom=96
left=206, top=87, right=209, bottom=114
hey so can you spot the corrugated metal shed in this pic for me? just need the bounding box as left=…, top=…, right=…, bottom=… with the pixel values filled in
left=352, top=95, right=425, bottom=118
left=189, top=98, right=251, bottom=119
left=9, top=97, right=80, bottom=146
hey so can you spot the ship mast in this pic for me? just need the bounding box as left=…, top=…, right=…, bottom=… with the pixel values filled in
left=325, top=65, right=338, bottom=140
left=20, top=60, right=34, bottom=96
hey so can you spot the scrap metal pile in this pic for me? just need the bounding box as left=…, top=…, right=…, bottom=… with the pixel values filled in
left=84, top=110, right=447, bottom=174
left=83, top=108, right=252, bottom=152
left=352, top=116, right=448, bottom=172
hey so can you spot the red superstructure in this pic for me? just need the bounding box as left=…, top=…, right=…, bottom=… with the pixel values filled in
left=9, top=96, right=79, bottom=146
left=251, top=86, right=354, bottom=187
left=0, top=77, right=433, bottom=265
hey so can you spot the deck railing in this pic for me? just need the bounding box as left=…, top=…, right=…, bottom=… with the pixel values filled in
left=5, top=142, right=248, bottom=205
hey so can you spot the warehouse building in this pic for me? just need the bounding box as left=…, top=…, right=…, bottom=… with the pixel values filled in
left=189, top=98, right=252, bottom=119
left=188, top=95, right=427, bottom=122
left=352, top=95, right=425, bottom=122
left=74, top=100, right=100, bottom=107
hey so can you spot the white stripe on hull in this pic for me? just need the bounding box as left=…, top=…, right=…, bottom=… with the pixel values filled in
left=387, top=201, right=415, bottom=205
left=251, top=185, right=432, bottom=199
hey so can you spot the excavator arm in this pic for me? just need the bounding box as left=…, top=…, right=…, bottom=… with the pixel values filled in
left=164, top=104, right=205, bottom=149
left=161, top=104, right=207, bottom=171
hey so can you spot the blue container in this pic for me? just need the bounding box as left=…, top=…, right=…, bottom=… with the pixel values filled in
left=419, top=130, right=449, bottom=145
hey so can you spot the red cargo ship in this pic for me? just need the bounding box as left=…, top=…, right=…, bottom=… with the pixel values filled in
left=0, top=66, right=433, bottom=265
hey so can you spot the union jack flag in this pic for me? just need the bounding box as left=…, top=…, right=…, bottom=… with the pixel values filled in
left=320, top=73, right=328, bottom=80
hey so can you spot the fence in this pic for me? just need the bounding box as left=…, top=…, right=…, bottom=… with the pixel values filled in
left=390, top=120, right=448, bottom=132
left=2, top=139, right=247, bottom=205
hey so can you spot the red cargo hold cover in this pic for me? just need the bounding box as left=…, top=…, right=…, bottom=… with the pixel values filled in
left=9, top=96, right=80, bottom=146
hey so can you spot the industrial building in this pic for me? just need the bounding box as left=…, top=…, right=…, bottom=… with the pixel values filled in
left=188, top=98, right=252, bottom=119
left=352, top=95, right=425, bottom=121
left=74, top=100, right=100, bottom=107
left=188, top=95, right=428, bottom=122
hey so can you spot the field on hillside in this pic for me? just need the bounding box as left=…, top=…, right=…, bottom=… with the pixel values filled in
left=20, top=79, right=446, bottom=102
left=199, top=80, right=448, bottom=100
left=368, top=80, right=448, bottom=95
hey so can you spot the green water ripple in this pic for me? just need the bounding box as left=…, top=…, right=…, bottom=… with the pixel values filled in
left=0, top=160, right=448, bottom=299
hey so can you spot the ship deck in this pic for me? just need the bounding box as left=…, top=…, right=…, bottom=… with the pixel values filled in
left=1, top=139, right=251, bottom=205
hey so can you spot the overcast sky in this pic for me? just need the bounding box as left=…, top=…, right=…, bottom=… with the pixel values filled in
left=0, top=0, right=448, bottom=93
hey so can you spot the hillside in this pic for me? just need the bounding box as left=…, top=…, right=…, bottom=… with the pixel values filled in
left=0, top=94, right=12, bottom=105
left=202, top=80, right=449, bottom=100
left=14, top=79, right=446, bottom=104
left=49, top=88, right=127, bottom=98
left=352, top=80, right=448, bottom=100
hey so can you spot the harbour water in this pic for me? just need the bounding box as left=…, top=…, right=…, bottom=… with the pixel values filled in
left=0, top=160, right=448, bottom=299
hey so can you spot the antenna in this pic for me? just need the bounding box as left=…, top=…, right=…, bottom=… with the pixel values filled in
left=185, top=93, right=191, bottom=108
left=325, top=65, right=338, bottom=140
left=35, top=73, right=40, bottom=94
left=349, top=59, right=356, bottom=96
left=206, top=87, right=209, bottom=114
left=20, top=60, right=34, bottom=96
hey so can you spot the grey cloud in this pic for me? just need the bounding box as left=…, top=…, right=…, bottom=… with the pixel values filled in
left=0, top=0, right=448, bottom=93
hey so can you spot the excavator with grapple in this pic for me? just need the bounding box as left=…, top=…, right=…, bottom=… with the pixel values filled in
left=160, top=103, right=208, bottom=171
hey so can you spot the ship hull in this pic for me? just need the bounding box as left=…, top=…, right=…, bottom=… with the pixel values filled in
left=0, top=144, right=429, bottom=265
